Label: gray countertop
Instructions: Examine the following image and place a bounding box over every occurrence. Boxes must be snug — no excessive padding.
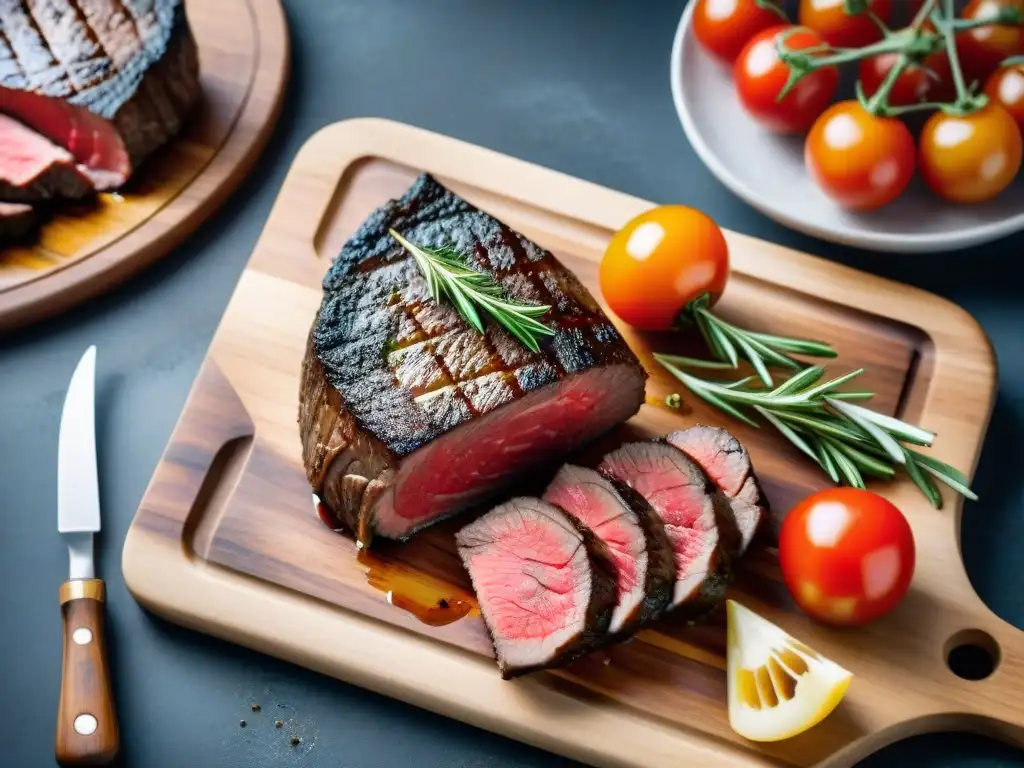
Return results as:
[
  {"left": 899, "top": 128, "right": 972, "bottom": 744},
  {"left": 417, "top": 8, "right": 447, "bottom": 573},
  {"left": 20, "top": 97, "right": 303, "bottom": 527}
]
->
[{"left": 3, "top": 1, "right": 1023, "bottom": 766}]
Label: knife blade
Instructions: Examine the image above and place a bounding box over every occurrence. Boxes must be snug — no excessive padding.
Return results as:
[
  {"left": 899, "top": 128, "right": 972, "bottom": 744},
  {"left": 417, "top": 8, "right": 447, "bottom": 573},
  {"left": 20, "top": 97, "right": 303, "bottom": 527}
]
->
[{"left": 54, "top": 345, "right": 119, "bottom": 767}]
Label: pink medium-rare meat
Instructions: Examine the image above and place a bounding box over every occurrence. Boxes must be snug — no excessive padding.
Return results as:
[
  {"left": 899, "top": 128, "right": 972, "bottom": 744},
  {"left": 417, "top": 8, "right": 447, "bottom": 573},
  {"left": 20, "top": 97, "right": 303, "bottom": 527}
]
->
[
  {"left": 0, "top": 0, "right": 201, "bottom": 190},
  {"left": 299, "top": 173, "right": 647, "bottom": 542},
  {"left": 455, "top": 497, "right": 618, "bottom": 678},
  {"left": 0, "top": 115, "right": 94, "bottom": 201},
  {"left": 543, "top": 464, "right": 674, "bottom": 637},
  {"left": 598, "top": 441, "right": 740, "bottom": 618},
  {"left": 666, "top": 425, "right": 769, "bottom": 554}
]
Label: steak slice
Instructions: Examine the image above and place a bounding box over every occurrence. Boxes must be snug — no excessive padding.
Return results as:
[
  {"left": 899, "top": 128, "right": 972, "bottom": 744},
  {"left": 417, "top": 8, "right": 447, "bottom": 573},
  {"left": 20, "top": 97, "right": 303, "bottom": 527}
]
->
[
  {"left": 300, "top": 173, "right": 647, "bottom": 541},
  {"left": 543, "top": 464, "right": 674, "bottom": 637},
  {"left": 0, "top": 0, "right": 201, "bottom": 189},
  {"left": 0, "top": 114, "right": 94, "bottom": 201},
  {"left": 455, "top": 497, "right": 618, "bottom": 678},
  {"left": 666, "top": 426, "right": 769, "bottom": 554},
  {"left": 0, "top": 201, "right": 35, "bottom": 240},
  {"left": 598, "top": 442, "right": 740, "bottom": 618}
]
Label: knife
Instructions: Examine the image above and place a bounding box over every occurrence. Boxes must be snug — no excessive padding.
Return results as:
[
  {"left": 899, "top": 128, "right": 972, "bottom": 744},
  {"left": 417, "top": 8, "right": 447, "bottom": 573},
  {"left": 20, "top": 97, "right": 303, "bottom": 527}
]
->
[{"left": 55, "top": 345, "right": 119, "bottom": 767}]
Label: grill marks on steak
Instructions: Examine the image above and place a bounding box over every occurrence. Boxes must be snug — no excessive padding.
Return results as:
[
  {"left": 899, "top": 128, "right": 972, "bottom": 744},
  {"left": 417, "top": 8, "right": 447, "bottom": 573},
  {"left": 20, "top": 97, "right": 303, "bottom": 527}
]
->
[
  {"left": 543, "top": 465, "right": 674, "bottom": 637},
  {"left": 300, "top": 173, "right": 647, "bottom": 541},
  {"left": 0, "top": 114, "right": 94, "bottom": 200},
  {"left": 599, "top": 442, "right": 740, "bottom": 617},
  {"left": 0, "top": 0, "right": 200, "bottom": 187},
  {"left": 666, "top": 425, "right": 769, "bottom": 554},
  {"left": 455, "top": 497, "right": 618, "bottom": 678}
]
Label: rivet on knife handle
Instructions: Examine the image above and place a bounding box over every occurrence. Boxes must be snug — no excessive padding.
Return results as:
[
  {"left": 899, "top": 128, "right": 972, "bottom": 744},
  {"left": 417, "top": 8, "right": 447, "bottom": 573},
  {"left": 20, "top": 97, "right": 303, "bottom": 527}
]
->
[{"left": 55, "top": 578, "right": 119, "bottom": 767}]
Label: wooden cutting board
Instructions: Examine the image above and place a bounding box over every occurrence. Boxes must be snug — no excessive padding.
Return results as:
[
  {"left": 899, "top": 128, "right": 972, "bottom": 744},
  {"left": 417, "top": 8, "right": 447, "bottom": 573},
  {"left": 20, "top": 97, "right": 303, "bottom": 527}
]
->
[
  {"left": 0, "top": 0, "right": 289, "bottom": 333},
  {"left": 123, "top": 118, "right": 1019, "bottom": 768}
]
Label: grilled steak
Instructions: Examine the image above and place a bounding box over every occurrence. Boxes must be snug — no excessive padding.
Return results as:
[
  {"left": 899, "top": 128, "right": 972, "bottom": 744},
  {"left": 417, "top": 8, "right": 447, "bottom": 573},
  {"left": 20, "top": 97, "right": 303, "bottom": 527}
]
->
[
  {"left": 599, "top": 441, "right": 740, "bottom": 618},
  {"left": 300, "top": 173, "right": 647, "bottom": 541},
  {"left": 667, "top": 426, "right": 768, "bottom": 554},
  {"left": 0, "top": 201, "right": 35, "bottom": 240},
  {"left": 455, "top": 497, "right": 618, "bottom": 678},
  {"left": 543, "top": 464, "right": 674, "bottom": 637},
  {"left": 0, "top": 114, "right": 94, "bottom": 201},
  {"left": 0, "top": 0, "right": 201, "bottom": 189}
]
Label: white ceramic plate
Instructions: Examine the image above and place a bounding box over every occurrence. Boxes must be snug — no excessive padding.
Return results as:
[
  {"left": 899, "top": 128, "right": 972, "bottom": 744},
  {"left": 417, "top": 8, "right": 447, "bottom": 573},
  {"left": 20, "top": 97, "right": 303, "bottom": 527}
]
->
[{"left": 669, "top": 1, "right": 1024, "bottom": 253}]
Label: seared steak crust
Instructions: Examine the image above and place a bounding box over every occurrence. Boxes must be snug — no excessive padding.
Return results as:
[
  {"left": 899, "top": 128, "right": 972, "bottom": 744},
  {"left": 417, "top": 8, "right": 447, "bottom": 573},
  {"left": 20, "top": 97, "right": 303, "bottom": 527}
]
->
[
  {"left": 301, "top": 173, "right": 646, "bottom": 540},
  {"left": 0, "top": 201, "right": 35, "bottom": 240}
]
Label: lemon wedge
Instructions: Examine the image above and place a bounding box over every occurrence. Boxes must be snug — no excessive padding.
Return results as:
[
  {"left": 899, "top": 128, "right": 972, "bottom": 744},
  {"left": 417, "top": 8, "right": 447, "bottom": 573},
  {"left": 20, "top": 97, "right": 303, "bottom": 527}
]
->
[{"left": 727, "top": 599, "right": 852, "bottom": 742}]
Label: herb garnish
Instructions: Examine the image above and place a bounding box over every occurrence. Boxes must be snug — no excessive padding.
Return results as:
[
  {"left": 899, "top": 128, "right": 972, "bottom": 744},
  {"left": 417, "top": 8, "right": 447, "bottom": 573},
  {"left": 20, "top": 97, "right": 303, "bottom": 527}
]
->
[
  {"left": 655, "top": 354, "right": 976, "bottom": 508},
  {"left": 390, "top": 228, "right": 555, "bottom": 353}
]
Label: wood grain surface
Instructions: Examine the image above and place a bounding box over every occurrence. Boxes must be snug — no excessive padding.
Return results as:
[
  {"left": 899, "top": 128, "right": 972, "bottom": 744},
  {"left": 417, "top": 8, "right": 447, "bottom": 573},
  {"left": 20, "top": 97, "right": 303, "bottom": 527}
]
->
[
  {"left": 123, "top": 118, "right": 1016, "bottom": 768},
  {"left": 56, "top": 580, "right": 118, "bottom": 767},
  {"left": 0, "top": 0, "right": 289, "bottom": 333}
]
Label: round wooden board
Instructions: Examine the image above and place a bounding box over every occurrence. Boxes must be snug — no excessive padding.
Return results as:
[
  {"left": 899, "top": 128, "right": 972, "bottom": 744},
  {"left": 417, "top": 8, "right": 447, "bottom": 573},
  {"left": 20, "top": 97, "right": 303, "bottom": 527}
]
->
[{"left": 0, "top": 0, "right": 290, "bottom": 333}]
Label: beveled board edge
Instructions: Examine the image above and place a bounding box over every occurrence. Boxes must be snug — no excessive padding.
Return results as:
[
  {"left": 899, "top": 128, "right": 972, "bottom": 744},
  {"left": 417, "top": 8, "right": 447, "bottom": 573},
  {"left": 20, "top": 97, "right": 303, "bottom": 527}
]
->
[
  {"left": 124, "top": 118, "right": 1013, "bottom": 768},
  {"left": 0, "top": 0, "right": 291, "bottom": 333}
]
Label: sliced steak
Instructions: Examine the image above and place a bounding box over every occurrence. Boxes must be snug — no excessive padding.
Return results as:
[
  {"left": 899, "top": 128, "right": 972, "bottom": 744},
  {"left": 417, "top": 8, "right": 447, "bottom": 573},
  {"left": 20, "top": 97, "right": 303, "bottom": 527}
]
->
[
  {"left": 598, "top": 442, "right": 739, "bottom": 618},
  {"left": 667, "top": 425, "right": 769, "bottom": 554},
  {"left": 455, "top": 497, "right": 618, "bottom": 678},
  {"left": 543, "top": 464, "right": 674, "bottom": 637},
  {"left": 0, "top": 201, "right": 35, "bottom": 240},
  {"left": 300, "top": 173, "right": 647, "bottom": 541},
  {"left": 0, "top": 114, "right": 94, "bottom": 201},
  {"left": 0, "top": 0, "right": 201, "bottom": 189}
]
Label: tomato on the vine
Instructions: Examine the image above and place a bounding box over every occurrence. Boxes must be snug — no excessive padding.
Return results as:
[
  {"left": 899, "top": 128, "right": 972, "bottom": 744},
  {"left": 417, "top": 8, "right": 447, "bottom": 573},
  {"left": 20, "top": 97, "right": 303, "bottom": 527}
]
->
[
  {"left": 779, "top": 488, "right": 915, "bottom": 627},
  {"left": 919, "top": 102, "right": 1023, "bottom": 204},
  {"left": 599, "top": 205, "right": 729, "bottom": 331},
  {"left": 735, "top": 25, "right": 840, "bottom": 133},
  {"left": 956, "top": 0, "right": 1024, "bottom": 86},
  {"left": 985, "top": 62, "right": 1024, "bottom": 131},
  {"left": 693, "top": 0, "right": 787, "bottom": 64},
  {"left": 798, "top": 0, "right": 893, "bottom": 48},
  {"left": 805, "top": 100, "right": 916, "bottom": 210},
  {"left": 858, "top": 52, "right": 935, "bottom": 106}
]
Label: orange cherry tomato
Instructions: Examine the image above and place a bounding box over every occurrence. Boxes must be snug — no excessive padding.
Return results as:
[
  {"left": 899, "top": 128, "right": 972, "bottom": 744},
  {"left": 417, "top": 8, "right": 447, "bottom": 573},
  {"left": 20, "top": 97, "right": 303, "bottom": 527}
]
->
[
  {"left": 956, "top": 0, "right": 1024, "bottom": 86},
  {"left": 798, "top": 0, "right": 893, "bottom": 48},
  {"left": 805, "top": 100, "right": 916, "bottom": 210},
  {"left": 693, "top": 0, "right": 788, "bottom": 64},
  {"left": 599, "top": 205, "right": 729, "bottom": 331},
  {"left": 858, "top": 52, "right": 935, "bottom": 106},
  {"left": 779, "top": 488, "right": 915, "bottom": 627},
  {"left": 735, "top": 25, "right": 840, "bottom": 133},
  {"left": 919, "top": 102, "right": 1023, "bottom": 204},
  {"left": 985, "top": 62, "right": 1024, "bottom": 131}
]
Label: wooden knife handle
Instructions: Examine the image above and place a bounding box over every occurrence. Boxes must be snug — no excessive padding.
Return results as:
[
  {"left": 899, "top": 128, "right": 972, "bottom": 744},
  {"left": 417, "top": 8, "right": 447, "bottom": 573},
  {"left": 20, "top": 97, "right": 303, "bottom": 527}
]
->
[{"left": 56, "top": 579, "right": 119, "bottom": 767}]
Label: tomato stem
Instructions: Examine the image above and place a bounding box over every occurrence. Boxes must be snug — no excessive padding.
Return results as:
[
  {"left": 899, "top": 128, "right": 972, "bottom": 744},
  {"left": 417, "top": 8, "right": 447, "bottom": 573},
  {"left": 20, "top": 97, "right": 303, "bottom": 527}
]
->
[
  {"left": 951, "top": 7, "right": 1023, "bottom": 31},
  {"left": 1001, "top": 54, "right": 1024, "bottom": 66},
  {"left": 752, "top": 0, "right": 788, "bottom": 22},
  {"left": 932, "top": 1, "right": 989, "bottom": 115}
]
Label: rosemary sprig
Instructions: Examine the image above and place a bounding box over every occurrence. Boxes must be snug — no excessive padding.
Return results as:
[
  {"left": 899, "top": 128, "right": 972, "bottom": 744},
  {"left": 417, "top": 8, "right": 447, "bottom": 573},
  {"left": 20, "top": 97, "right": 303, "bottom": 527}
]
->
[
  {"left": 685, "top": 294, "right": 837, "bottom": 388},
  {"left": 654, "top": 353, "right": 976, "bottom": 508},
  {"left": 390, "top": 228, "right": 555, "bottom": 353}
]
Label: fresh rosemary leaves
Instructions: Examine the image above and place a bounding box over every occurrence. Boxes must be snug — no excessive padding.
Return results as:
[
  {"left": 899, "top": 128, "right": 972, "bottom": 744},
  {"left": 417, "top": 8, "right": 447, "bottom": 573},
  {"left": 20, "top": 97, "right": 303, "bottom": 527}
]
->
[
  {"left": 389, "top": 228, "right": 554, "bottom": 353},
  {"left": 655, "top": 353, "right": 976, "bottom": 508}
]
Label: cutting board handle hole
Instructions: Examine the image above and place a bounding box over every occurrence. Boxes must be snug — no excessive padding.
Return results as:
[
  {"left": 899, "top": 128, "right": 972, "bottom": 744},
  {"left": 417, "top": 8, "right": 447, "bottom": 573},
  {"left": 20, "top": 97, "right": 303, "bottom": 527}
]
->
[{"left": 945, "top": 629, "right": 1000, "bottom": 681}]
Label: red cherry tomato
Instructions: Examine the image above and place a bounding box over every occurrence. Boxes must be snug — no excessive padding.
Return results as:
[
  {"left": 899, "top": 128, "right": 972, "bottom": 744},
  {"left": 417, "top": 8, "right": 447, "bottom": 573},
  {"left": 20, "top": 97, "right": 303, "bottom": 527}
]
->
[
  {"left": 779, "top": 488, "right": 915, "bottom": 627},
  {"left": 858, "top": 52, "right": 935, "bottom": 106},
  {"left": 985, "top": 62, "right": 1024, "bottom": 131},
  {"left": 956, "top": 0, "right": 1024, "bottom": 86},
  {"left": 805, "top": 100, "right": 916, "bottom": 210},
  {"left": 599, "top": 205, "right": 729, "bottom": 331},
  {"left": 693, "top": 0, "right": 788, "bottom": 64},
  {"left": 734, "top": 25, "right": 840, "bottom": 133},
  {"left": 799, "top": 0, "right": 893, "bottom": 48},
  {"left": 919, "top": 102, "right": 1023, "bottom": 204}
]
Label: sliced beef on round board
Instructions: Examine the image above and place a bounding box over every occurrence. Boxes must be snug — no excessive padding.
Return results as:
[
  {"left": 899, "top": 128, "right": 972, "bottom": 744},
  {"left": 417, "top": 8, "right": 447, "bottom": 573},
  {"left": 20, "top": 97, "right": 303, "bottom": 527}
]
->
[
  {"left": 0, "top": 202, "right": 36, "bottom": 241},
  {"left": 455, "top": 497, "right": 618, "bottom": 679},
  {"left": 598, "top": 442, "right": 741, "bottom": 618},
  {"left": 542, "top": 464, "right": 674, "bottom": 637},
  {"left": 0, "top": 0, "right": 201, "bottom": 189},
  {"left": 0, "top": 115, "right": 95, "bottom": 201},
  {"left": 299, "top": 173, "right": 647, "bottom": 542},
  {"left": 666, "top": 425, "right": 769, "bottom": 554}
]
